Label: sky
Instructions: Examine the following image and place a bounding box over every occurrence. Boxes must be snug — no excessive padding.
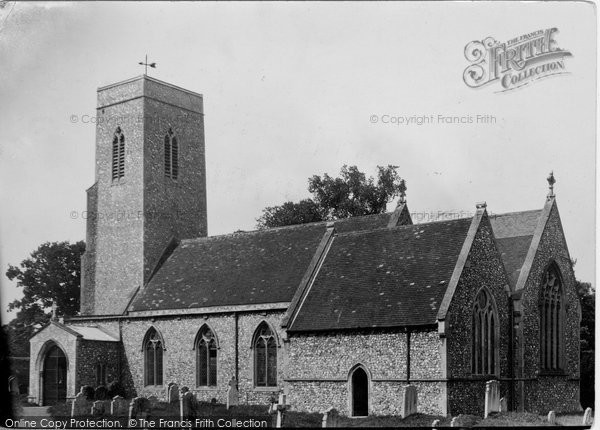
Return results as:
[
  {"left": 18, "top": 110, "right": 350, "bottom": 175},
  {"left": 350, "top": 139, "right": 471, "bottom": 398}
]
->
[{"left": 0, "top": 1, "right": 596, "bottom": 324}]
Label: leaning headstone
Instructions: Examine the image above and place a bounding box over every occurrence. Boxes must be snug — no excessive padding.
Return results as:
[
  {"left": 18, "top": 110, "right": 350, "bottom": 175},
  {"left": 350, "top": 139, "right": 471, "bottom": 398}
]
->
[
  {"left": 321, "top": 407, "right": 339, "bottom": 428},
  {"left": 168, "top": 383, "right": 180, "bottom": 404},
  {"left": 71, "top": 391, "right": 92, "bottom": 417},
  {"left": 583, "top": 407, "right": 593, "bottom": 426},
  {"left": 95, "top": 385, "right": 108, "bottom": 401},
  {"left": 227, "top": 376, "right": 239, "bottom": 410},
  {"left": 547, "top": 410, "right": 556, "bottom": 425},
  {"left": 484, "top": 380, "right": 500, "bottom": 418},
  {"left": 401, "top": 385, "right": 417, "bottom": 418},
  {"left": 180, "top": 390, "right": 196, "bottom": 419},
  {"left": 431, "top": 419, "right": 440, "bottom": 429},
  {"left": 499, "top": 397, "right": 507, "bottom": 413},
  {"left": 91, "top": 400, "right": 106, "bottom": 416},
  {"left": 450, "top": 417, "right": 458, "bottom": 427},
  {"left": 111, "top": 395, "right": 128, "bottom": 416}
]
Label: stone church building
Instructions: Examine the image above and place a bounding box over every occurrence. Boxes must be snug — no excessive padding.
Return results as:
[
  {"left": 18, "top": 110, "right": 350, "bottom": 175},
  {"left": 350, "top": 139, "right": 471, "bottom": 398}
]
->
[{"left": 29, "top": 75, "right": 581, "bottom": 417}]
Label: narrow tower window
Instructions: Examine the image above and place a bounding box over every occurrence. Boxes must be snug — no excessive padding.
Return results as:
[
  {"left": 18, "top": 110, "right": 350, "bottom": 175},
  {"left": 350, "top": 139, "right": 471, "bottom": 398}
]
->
[
  {"left": 164, "top": 128, "right": 179, "bottom": 180},
  {"left": 540, "top": 262, "right": 564, "bottom": 371},
  {"left": 111, "top": 127, "right": 125, "bottom": 181}
]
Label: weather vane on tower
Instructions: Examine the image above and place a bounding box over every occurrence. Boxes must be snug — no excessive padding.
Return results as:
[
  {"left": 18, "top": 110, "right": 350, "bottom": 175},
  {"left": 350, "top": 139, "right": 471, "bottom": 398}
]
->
[{"left": 138, "top": 54, "right": 157, "bottom": 75}]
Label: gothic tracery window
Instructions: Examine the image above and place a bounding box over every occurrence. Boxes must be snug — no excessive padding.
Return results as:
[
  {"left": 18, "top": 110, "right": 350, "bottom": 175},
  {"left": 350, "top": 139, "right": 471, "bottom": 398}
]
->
[
  {"left": 111, "top": 127, "right": 125, "bottom": 181},
  {"left": 164, "top": 128, "right": 179, "bottom": 180},
  {"left": 254, "top": 322, "right": 277, "bottom": 387},
  {"left": 144, "top": 327, "right": 164, "bottom": 386},
  {"left": 472, "top": 288, "right": 498, "bottom": 375},
  {"left": 540, "top": 263, "right": 564, "bottom": 371},
  {"left": 195, "top": 325, "right": 217, "bottom": 387}
]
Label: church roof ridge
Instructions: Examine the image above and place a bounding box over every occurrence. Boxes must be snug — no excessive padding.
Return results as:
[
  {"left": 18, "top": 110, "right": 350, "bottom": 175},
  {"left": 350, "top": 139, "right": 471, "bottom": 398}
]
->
[{"left": 180, "top": 212, "right": 395, "bottom": 244}]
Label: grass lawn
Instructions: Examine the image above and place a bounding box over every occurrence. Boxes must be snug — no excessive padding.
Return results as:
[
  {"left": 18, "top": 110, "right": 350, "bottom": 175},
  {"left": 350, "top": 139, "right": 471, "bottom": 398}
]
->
[{"left": 48, "top": 400, "right": 591, "bottom": 428}]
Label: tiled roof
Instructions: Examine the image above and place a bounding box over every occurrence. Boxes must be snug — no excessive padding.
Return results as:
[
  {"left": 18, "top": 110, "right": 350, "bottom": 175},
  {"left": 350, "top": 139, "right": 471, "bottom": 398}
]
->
[
  {"left": 489, "top": 210, "right": 542, "bottom": 288},
  {"left": 287, "top": 218, "right": 472, "bottom": 331},
  {"left": 495, "top": 235, "right": 534, "bottom": 288},
  {"left": 68, "top": 326, "right": 119, "bottom": 342},
  {"left": 489, "top": 210, "right": 541, "bottom": 239},
  {"left": 129, "top": 223, "right": 327, "bottom": 311},
  {"left": 129, "top": 213, "right": 398, "bottom": 312}
]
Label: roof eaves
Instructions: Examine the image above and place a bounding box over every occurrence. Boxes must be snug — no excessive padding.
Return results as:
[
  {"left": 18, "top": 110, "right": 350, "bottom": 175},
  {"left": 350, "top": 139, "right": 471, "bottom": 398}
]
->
[
  {"left": 283, "top": 224, "right": 336, "bottom": 329},
  {"left": 436, "top": 204, "right": 487, "bottom": 326},
  {"left": 514, "top": 197, "right": 556, "bottom": 291}
]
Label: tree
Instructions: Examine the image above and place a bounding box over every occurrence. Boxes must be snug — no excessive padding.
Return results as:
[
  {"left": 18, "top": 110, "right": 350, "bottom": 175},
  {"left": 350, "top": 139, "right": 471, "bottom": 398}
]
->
[
  {"left": 257, "top": 165, "right": 405, "bottom": 229},
  {"left": 257, "top": 199, "right": 324, "bottom": 229},
  {"left": 4, "top": 241, "right": 85, "bottom": 357}
]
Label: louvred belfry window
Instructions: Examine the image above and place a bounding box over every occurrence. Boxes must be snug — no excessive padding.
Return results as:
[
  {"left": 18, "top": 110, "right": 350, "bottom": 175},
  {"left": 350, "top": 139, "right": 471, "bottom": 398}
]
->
[
  {"left": 144, "top": 328, "right": 164, "bottom": 386},
  {"left": 196, "top": 325, "right": 217, "bottom": 387},
  {"left": 472, "top": 288, "right": 498, "bottom": 375},
  {"left": 164, "top": 128, "right": 179, "bottom": 180},
  {"left": 540, "top": 263, "right": 564, "bottom": 371},
  {"left": 254, "top": 323, "right": 277, "bottom": 387},
  {"left": 112, "top": 127, "right": 125, "bottom": 181}
]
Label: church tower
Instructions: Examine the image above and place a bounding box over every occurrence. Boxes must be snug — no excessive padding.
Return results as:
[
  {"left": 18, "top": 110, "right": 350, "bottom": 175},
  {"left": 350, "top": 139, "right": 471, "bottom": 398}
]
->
[{"left": 80, "top": 75, "right": 207, "bottom": 315}]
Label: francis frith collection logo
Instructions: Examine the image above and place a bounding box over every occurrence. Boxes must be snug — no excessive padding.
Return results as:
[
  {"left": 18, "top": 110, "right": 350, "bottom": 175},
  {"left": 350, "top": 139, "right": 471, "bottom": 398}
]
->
[{"left": 463, "top": 28, "right": 572, "bottom": 92}]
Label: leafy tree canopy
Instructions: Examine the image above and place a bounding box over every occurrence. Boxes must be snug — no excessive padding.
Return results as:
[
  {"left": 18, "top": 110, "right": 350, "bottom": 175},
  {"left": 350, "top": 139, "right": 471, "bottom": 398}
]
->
[
  {"left": 257, "top": 165, "right": 404, "bottom": 229},
  {"left": 4, "top": 241, "right": 85, "bottom": 356}
]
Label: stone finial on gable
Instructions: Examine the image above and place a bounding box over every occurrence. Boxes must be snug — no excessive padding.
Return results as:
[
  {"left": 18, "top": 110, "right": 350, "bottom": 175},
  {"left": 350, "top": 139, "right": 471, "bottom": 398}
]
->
[{"left": 547, "top": 171, "right": 556, "bottom": 199}]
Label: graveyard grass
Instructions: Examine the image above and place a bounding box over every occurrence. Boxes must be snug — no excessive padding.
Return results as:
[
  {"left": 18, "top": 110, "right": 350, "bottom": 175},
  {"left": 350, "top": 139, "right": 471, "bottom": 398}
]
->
[{"left": 48, "top": 401, "right": 589, "bottom": 427}]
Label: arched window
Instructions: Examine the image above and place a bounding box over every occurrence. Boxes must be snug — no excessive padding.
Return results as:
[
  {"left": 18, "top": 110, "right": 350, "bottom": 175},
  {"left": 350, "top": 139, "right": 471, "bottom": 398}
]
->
[
  {"left": 253, "top": 322, "right": 277, "bottom": 387},
  {"left": 112, "top": 127, "right": 125, "bottom": 181},
  {"left": 143, "top": 327, "right": 164, "bottom": 386},
  {"left": 164, "top": 128, "right": 179, "bottom": 180},
  {"left": 195, "top": 325, "right": 217, "bottom": 387},
  {"left": 472, "top": 288, "right": 498, "bottom": 375},
  {"left": 540, "top": 263, "right": 564, "bottom": 371}
]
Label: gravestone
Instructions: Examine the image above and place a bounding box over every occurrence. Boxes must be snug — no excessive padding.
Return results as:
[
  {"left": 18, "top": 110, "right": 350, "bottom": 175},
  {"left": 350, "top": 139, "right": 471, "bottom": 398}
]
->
[
  {"left": 431, "top": 419, "right": 440, "bottom": 429},
  {"left": 148, "top": 396, "right": 160, "bottom": 409},
  {"left": 129, "top": 397, "right": 150, "bottom": 421},
  {"left": 227, "top": 376, "right": 239, "bottom": 410},
  {"left": 321, "top": 407, "right": 339, "bottom": 428},
  {"left": 484, "top": 380, "right": 500, "bottom": 418},
  {"left": 547, "top": 410, "right": 556, "bottom": 425},
  {"left": 168, "top": 383, "right": 180, "bottom": 403},
  {"left": 71, "top": 391, "right": 92, "bottom": 417},
  {"left": 95, "top": 385, "right": 108, "bottom": 401},
  {"left": 91, "top": 400, "right": 106, "bottom": 416},
  {"left": 499, "top": 397, "right": 507, "bottom": 413},
  {"left": 180, "top": 390, "right": 196, "bottom": 419},
  {"left": 268, "top": 392, "right": 290, "bottom": 428},
  {"left": 81, "top": 385, "right": 95, "bottom": 400},
  {"left": 583, "top": 407, "right": 593, "bottom": 426},
  {"left": 401, "top": 385, "right": 417, "bottom": 418},
  {"left": 111, "top": 395, "right": 128, "bottom": 416}
]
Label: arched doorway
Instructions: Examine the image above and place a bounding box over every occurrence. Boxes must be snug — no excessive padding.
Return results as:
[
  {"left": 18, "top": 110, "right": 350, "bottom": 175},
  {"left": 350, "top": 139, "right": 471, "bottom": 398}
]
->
[
  {"left": 42, "top": 345, "right": 67, "bottom": 405},
  {"left": 351, "top": 367, "right": 369, "bottom": 416}
]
